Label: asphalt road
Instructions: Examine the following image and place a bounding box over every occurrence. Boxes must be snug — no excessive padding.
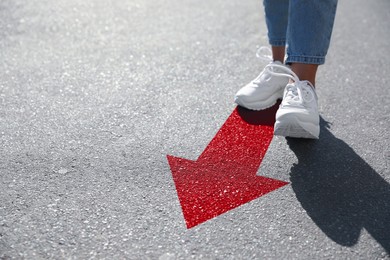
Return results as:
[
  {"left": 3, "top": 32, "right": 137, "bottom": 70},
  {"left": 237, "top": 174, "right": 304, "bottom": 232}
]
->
[{"left": 1, "top": 0, "right": 389, "bottom": 259}]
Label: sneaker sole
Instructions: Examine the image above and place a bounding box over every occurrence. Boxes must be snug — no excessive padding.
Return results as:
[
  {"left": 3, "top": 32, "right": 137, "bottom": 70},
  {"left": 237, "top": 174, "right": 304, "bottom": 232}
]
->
[
  {"left": 234, "top": 92, "right": 282, "bottom": 111},
  {"left": 274, "top": 117, "right": 319, "bottom": 139}
]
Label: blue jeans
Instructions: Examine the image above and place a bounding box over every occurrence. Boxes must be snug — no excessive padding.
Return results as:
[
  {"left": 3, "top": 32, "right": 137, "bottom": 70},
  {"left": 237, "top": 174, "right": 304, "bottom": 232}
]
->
[{"left": 264, "top": 0, "right": 338, "bottom": 65}]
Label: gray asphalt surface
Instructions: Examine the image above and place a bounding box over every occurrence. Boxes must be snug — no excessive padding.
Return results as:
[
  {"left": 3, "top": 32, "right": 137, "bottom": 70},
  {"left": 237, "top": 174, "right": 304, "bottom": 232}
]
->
[{"left": 1, "top": 0, "right": 389, "bottom": 259}]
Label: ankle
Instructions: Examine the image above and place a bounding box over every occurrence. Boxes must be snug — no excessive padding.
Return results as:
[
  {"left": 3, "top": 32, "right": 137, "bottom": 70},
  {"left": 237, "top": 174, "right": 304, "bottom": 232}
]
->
[
  {"left": 271, "top": 46, "right": 285, "bottom": 63},
  {"left": 290, "top": 63, "right": 318, "bottom": 86}
]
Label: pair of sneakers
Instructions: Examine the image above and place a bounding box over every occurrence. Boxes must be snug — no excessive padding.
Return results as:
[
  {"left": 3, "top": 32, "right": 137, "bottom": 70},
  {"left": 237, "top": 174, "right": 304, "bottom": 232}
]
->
[{"left": 234, "top": 48, "right": 320, "bottom": 139}]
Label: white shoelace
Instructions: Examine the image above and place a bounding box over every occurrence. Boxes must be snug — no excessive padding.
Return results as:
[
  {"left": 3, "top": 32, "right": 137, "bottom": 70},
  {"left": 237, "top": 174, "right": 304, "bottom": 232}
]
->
[
  {"left": 252, "top": 46, "right": 278, "bottom": 85},
  {"left": 256, "top": 46, "right": 273, "bottom": 62},
  {"left": 283, "top": 82, "right": 315, "bottom": 104},
  {"left": 265, "top": 63, "right": 316, "bottom": 105}
]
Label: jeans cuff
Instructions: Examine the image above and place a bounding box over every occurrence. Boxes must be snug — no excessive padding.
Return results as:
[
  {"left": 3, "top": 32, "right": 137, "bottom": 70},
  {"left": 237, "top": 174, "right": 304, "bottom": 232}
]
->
[
  {"left": 285, "top": 55, "right": 325, "bottom": 65},
  {"left": 268, "top": 39, "right": 286, "bottom": 47}
]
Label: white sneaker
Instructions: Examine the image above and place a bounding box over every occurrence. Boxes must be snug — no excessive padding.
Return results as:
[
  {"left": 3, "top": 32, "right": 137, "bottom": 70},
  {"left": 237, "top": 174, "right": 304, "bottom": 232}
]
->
[
  {"left": 274, "top": 80, "right": 320, "bottom": 139},
  {"left": 234, "top": 47, "right": 289, "bottom": 110},
  {"left": 266, "top": 64, "right": 319, "bottom": 139}
]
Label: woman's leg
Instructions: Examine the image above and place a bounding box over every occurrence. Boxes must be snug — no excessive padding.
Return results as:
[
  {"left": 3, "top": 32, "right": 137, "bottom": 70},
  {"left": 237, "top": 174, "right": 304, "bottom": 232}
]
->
[
  {"left": 286, "top": 0, "right": 338, "bottom": 86},
  {"left": 234, "top": 0, "right": 290, "bottom": 110},
  {"left": 274, "top": 0, "right": 338, "bottom": 139},
  {"left": 263, "top": 0, "right": 289, "bottom": 62}
]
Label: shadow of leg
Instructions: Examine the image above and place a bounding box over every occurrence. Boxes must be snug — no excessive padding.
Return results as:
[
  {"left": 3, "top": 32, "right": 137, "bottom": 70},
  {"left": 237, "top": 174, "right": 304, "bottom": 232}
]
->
[{"left": 287, "top": 117, "right": 390, "bottom": 253}]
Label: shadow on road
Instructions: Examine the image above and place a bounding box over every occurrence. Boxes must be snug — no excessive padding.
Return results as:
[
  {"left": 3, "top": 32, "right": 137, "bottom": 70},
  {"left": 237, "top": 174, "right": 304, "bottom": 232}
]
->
[
  {"left": 236, "top": 100, "right": 281, "bottom": 126},
  {"left": 287, "top": 118, "right": 390, "bottom": 253},
  {"left": 237, "top": 105, "right": 389, "bottom": 253}
]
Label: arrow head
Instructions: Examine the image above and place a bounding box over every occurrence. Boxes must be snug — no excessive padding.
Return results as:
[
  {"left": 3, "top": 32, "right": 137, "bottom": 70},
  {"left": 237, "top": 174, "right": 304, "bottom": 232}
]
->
[{"left": 167, "top": 155, "right": 288, "bottom": 229}]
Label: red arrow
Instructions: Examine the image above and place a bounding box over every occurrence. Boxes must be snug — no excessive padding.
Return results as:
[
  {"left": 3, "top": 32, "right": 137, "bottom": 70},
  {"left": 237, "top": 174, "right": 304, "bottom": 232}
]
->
[{"left": 167, "top": 103, "right": 288, "bottom": 228}]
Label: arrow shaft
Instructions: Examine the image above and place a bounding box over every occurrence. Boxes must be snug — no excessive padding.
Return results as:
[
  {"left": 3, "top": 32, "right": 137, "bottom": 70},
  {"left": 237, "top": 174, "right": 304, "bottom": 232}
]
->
[{"left": 198, "top": 108, "right": 274, "bottom": 170}]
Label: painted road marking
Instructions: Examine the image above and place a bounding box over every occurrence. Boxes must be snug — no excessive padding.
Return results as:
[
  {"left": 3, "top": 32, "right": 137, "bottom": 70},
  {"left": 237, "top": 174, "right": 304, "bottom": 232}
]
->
[{"left": 167, "top": 103, "right": 288, "bottom": 228}]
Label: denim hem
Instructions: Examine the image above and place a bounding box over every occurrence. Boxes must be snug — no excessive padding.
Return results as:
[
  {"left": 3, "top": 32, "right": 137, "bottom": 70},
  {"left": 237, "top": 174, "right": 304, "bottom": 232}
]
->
[
  {"left": 268, "top": 39, "right": 286, "bottom": 47},
  {"left": 285, "top": 55, "right": 325, "bottom": 65}
]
